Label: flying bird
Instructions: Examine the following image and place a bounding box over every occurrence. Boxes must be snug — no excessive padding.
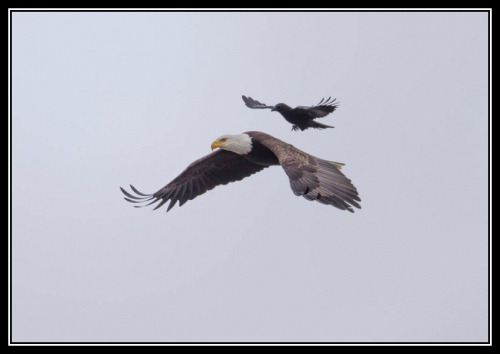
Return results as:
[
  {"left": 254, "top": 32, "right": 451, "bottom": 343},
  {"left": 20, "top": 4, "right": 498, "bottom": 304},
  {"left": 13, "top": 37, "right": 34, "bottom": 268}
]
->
[
  {"left": 242, "top": 95, "right": 339, "bottom": 131},
  {"left": 121, "top": 131, "right": 361, "bottom": 213}
]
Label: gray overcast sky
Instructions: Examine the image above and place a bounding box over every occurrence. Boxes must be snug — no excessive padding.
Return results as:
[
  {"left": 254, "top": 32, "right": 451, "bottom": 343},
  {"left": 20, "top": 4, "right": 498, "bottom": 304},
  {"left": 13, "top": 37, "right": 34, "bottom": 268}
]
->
[{"left": 11, "top": 11, "right": 489, "bottom": 343}]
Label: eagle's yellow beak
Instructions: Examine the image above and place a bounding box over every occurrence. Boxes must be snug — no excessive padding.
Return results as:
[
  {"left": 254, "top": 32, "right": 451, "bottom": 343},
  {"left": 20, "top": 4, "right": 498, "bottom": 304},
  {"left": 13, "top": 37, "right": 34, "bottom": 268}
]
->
[{"left": 211, "top": 140, "right": 225, "bottom": 151}]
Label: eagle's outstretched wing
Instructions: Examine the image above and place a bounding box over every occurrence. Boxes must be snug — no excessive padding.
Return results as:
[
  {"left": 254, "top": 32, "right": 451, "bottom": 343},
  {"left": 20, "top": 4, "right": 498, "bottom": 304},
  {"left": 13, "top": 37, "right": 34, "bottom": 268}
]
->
[
  {"left": 251, "top": 131, "right": 360, "bottom": 212},
  {"left": 242, "top": 95, "right": 274, "bottom": 109},
  {"left": 283, "top": 156, "right": 361, "bottom": 212},
  {"left": 120, "top": 150, "right": 267, "bottom": 212}
]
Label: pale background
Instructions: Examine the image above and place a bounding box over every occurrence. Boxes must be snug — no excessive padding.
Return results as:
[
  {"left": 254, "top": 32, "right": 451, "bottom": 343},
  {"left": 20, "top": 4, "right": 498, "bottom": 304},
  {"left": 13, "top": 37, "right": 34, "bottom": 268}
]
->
[{"left": 11, "top": 11, "right": 489, "bottom": 342}]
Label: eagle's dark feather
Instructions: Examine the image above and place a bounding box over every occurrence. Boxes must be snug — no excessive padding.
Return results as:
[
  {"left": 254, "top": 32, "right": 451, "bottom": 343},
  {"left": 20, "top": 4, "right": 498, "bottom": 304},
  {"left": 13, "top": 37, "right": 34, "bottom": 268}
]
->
[
  {"left": 248, "top": 131, "right": 360, "bottom": 212},
  {"left": 121, "top": 150, "right": 267, "bottom": 212}
]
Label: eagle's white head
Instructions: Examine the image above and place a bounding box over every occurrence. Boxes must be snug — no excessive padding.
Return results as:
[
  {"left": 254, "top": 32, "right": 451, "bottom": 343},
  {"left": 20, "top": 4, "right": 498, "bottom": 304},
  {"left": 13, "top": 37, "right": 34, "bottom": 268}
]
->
[{"left": 211, "top": 133, "right": 253, "bottom": 155}]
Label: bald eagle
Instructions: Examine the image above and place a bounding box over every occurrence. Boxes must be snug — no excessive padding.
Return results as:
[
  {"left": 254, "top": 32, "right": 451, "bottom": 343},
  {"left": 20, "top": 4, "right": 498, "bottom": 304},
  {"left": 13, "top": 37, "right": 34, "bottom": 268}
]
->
[
  {"left": 120, "top": 131, "right": 361, "bottom": 213},
  {"left": 242, "top": 95, "right": 339, "bottom": 131}
]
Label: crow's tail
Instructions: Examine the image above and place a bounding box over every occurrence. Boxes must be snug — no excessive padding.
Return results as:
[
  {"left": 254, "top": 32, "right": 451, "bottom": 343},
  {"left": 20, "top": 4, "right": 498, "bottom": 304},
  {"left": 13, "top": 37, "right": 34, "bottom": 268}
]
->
[{"left": 310, "top": 121, "right": 334, "bottom": 129}]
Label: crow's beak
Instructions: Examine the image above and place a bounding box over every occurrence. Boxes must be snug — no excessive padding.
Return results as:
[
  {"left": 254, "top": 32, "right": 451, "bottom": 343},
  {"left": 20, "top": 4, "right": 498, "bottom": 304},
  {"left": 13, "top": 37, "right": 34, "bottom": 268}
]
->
[{"left": 271, "top": 107, "right": 276, "bottom": 111}]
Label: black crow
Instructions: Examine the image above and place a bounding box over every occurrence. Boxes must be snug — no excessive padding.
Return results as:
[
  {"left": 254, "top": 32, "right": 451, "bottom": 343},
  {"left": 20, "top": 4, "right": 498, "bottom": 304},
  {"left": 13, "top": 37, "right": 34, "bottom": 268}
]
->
[{"left": 242, "top": 95, "right": 339, "bottom": 131}]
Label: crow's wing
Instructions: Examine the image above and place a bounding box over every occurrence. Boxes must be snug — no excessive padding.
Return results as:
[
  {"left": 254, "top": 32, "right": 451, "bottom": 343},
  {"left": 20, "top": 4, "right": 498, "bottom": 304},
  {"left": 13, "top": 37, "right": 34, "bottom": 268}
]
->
[
  {"left": 295, "top": 97, "right": 339, "bottom": 119},
  {"left": 242, "top": 95, "right": 274, "bottom": 109}
]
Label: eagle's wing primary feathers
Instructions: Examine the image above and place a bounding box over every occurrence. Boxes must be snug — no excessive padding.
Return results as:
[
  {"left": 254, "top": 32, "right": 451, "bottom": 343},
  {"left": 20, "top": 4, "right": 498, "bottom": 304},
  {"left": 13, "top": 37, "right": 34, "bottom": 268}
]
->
[
  {"left": 284, "top": 156, "right": 361, "bottom": 212},
  {"left": 242, "top": 95, "right": 274, "bottom": 109},
  {"left": 120, "top": 150, "right": 267, "bottom": 212},
  {"left": 256, "top": 136, "right": 361, "bottom": 212}
]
